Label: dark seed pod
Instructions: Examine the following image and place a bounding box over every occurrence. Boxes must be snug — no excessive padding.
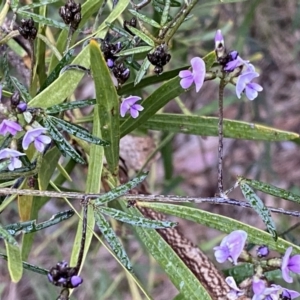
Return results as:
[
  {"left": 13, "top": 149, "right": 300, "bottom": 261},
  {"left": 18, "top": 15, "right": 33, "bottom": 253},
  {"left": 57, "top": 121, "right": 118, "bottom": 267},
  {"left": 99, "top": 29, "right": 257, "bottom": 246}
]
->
[
  {"left": 59, "top": 0, "right": 81, "bottom": 30},
  {"left": 147, "top": 44, "right": 171, "bottom": 75},
  {"left": 10, "top": 91, "right": 20, "bottom": 108},
  {"left": 18, "top": 18, "right": 37, "bottom": 40},
  {"left": 112, "top": 63, "right": 130, "bottom": 85},
  {"left": 123, "top": 17, "right": 137, "bottom": 35}
]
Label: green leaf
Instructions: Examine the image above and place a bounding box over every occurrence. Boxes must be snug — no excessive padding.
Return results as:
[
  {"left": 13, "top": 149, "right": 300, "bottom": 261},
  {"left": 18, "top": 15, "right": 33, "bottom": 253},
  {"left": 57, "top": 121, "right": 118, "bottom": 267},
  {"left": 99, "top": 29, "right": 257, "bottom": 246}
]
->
[
  {"left": 239, "top": 177, "right": 300, "bottom": 204},
  {"left": 116, "top": 45, "right": 153, "bottom": 57},
  {"left": 160, "top": 0, "right": 171, "bottom": 26},
  {"left": 138, "top": 202, "right": 298, "bottom": 254},
  {"left": 93, "top": 173, "right": 148, "bottom": 206},
  {"left": 18, "top": 0, "right": 61, "bottom": 10},
  {"left": 105, "top": 21, "right": 132, "bottom": 38},
  {"left": 128, "top": 9, "right": 161, "bottom": 28},
  {"left": 45, "top": 98, "right": 96, "bottom": 114},
  {"left": 125, "top": 25, "right": 155, "bottom": 47},
  {"left": 96, "top": 206, "right": 177, "bottom": 229},
  {"left": 48, "top": 116, "right": 109, "bottom": 146},
  {"left": 10, "top": 76, "right": 32, "bottom": 102},
  {"left": 89, "top": 39, "right": 120, "bottom": 175},
  {"left": 94, "top": 211, "right": 133, "bottom": 272},
  {"left": 0, "top": 224, "right": 18, "bottom": 244},
  {"left": 132, "top": 210, "right": 212, "bottom": 299},
  {"left": 30, "top": 0, "right": 129, "bottom": 109},
  {"left": 134, "top": 57, "right": 151, "bottom": 86},
  {"left": 239, "top": 181, "right": 277, "bottom": 240},
  {"left": 0, "top": 253, "right": 48, "bottom": 275},
  {"left": 5, "top": 210, "right": 74, "bottom": 235},
  {"left": 140, "top": 114, "right": 300, "bottom": 142},
  {"left": 43, "top": 117, "right": 85, "bottom": 164},
  {"left": 39, "top": 49, "right": 75, "bottom": 93},
  {"left": 4, "top": 240, "right": 23, "bottom": 282},
  {"left": 17, "top": 11, "right": 67, "bottom": 29}
]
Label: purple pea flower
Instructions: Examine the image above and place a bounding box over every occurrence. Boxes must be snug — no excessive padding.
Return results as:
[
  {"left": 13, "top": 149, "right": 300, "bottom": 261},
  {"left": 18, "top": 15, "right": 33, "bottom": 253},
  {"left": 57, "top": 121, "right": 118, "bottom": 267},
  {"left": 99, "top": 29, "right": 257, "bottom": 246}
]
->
[
  {"left": 257, "top": 245, "right": 269, "bottom": 258},
  {"left": 0, "top": 148, "right": 25, "bottom": 171},
  {"left": 22, "top": 127, "right": 51, "bottom": 153},
  {"left": 225, "top": 276, "right": 244, "bottom": 299},
  {"left": 236, "top": 71, "right": 263, "bottom": 100},
  {"left": 179, "top": 57, "right": 206, "bottom": 92},
  {"left": 0, "top": 119, "right": 22, "bottom": 136},
  {"left": 213, "top": 230, "right": 247, "bottom": 265},
  {"left": 120, "top": 96, "right": 144, "bottom": 118},
  {"left": 16, "top": 102, "right": 27, "bottom": 113},
  {"left": 271, "top": 284, "right": 300, "bottom": 299},
  {"left": 281, "top": 246, "right": 300, "bottom": 283}
]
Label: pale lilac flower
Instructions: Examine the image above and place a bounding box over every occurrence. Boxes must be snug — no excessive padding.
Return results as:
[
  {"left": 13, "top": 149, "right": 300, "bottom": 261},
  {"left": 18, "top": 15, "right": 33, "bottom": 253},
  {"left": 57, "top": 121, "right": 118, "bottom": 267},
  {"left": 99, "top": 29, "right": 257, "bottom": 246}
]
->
[
  {"left": 271, "top": 284, "right": 300, "bottom": 299},
  {"left": 0, "top": 119, "right": 22, "bottom": 136},
  {"left": 281, "top": 246, "right": 300, "bottom": 283},
  {"left": 225, "top": 276, "right": 244, "bottom": 299},
  {"left": 236, "top": 71, "right": 263, "bottom": 100},
  {"left": 252, "top": 277, "right": 266, "bottom": 298},
  {"left": 0, "top": 148, "right": 25, "bottom": 171},
  {"left": 179, "top": 57, "right": 206, "bottom": 92},
  {"left": 120, "top": 96, "right": 144, "bottom": 118},
  {"left": 224, "top": 55, "right": 246, "bottom": 72},
  {"left": 22, "top": 127, "right": 51, "bottom": 153},
  {"left": 213, "top": 230, "right": 247, "bottom": 265}
]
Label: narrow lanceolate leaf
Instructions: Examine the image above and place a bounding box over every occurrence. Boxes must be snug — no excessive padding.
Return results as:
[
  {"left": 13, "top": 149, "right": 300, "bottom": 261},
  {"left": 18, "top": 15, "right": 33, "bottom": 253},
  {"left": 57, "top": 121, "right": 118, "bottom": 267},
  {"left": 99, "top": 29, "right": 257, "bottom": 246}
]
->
[
  {"left": 128, "top": 209, "right": 211, "bottom": 300},
  {"left": 128, "top": 9, "right": 161, "bottom": 28},
  {"left": 239, "top": 177, "right": 300, "bottom": 204},
  {"left": 94, "top": 211, "right": 133, "bottom": 272},
  {"left": 137, "top": 202, "right": 300, "bottom": 254},
  {"left": 48, "top": 116, "right": 109, "bottom": 146},
  {"left": 96, "top": 206, "right": 177, "bottom": 229},
  {"left": 43, "top": 118, "right": 85, "bottom": 164},
  {"left": 134, "top": 57, "right": 151, "bottom": 86},
  {"left": 5, "top": 240, "right": 23, "bottom": 282},
  {"left": 0, "top": 253, "right": 48, "bottom": 275},
  {"left": 160, "top": 0, "right": 171, "bottom": 26},
  {"left": 10, "top": 76, "right": 32, "bottom": 102},
  {"left": 46, "top": 99, "right": 96, "bottom": 114},
  {"left": 93, "top": 173, "right": 148, "bottom": 206},
  {"left": 126, "top": 25, "right": 155, "bottom": 47},
  {"left": 141, "top": 114, "right": 300, "bottom": 143},
  {"left": 89, "top": 39, "right": 120, "bottom": 176},
  {"left": 5, "top": 210, "right": 75, "bottom": 236},
  {"left": 18, "top": 0, "right": 60, "bottom": 10},
  {"left": 116, "top": 46, "right": 153, "bottom": 57},
  {"left": 17, "top": 11, "right": 67, "bottom": 29},
  {"left": 239, "top": 181, "right": 277, "bottom": 240},
  {"left": 39, "top": 49, "right": 74, "bottom": 93}
]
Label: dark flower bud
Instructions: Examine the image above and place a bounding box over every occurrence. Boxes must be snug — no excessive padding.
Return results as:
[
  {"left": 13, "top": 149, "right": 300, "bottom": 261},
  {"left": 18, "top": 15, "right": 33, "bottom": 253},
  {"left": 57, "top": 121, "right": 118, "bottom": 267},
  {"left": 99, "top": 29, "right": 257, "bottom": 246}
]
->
[
  {"left": 47, "top": 260, "right": 83, "bottom": 289},
  {"left": 147, "top": 44, "right": 171, "bottom": 75},
  {"left": 10, "top": 91, "right": 20, "bottom": 107},
  {"left": 123, "top": 17, "right": 137, "bottom": 35},
  {"left": 18, "top": 18, "right": 37, "bottom": 40},
  {"left": 112, "top": 63, "right": 130, "bottom": 85},
  {"left": 59, "top": 0, "right": 81, "bottom": 30},
  {"left": 257, "top": 245, "right": 269, "bottom": 258},
  {"left": 16, "top": 102, "right": 27, "bottom": 113}
]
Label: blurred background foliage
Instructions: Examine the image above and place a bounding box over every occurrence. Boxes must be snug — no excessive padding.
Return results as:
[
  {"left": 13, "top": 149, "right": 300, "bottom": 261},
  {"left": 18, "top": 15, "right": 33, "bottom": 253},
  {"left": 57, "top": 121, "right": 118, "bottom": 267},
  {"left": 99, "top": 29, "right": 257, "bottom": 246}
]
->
[{"left": 0, "top": 0, "right": 300, "bottom": 299}]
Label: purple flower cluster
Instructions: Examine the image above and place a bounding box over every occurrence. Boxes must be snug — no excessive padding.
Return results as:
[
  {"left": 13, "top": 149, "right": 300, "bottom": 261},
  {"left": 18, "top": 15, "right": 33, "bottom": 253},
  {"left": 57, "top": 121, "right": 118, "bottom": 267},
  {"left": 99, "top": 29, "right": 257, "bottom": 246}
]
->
[
  {"left": 120, "top": 96, "right": 144, "bottom": 118},
  {"left": 215, "top": 231, "right": 300, "bottom": 299},
  {"left": 47, "top": 260, "right": 83, "bottom": 289},
  {"left": 0, "top": 86, "right": 51, "bottom": 170},
  {"left": 214, "top": 30, "right": 263, "bottom": 101}
]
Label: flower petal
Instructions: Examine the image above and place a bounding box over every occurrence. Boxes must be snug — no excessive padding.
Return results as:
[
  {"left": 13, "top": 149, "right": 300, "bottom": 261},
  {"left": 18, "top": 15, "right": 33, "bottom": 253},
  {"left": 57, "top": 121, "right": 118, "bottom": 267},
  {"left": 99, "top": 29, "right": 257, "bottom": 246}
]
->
[
  {"left": 179, "top": 70, "right": 192, "bottom": 79},
  {"left": 191, "top": 57, "right": 205, "bottom": 75},
  {"left": 288, "top": 255, "right": 300, "bottom": 273},
  {"left": 180, "top": 77, "right": 194, "bottom": 90},
  {"left": 213, "top": 246, "right": 229, "bottom": 263},
  {"left": 130, "top": 107, "right": 140, "bottom": 119},
  {"left": 282, "top": 247, "right": 293, "bottom": 283}
]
